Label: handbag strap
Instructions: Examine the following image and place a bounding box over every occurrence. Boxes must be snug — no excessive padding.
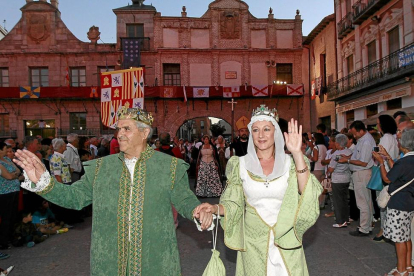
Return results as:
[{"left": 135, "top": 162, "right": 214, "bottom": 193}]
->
[
  {"left": 390, "top": 178, "right": 414, "bottom": 196},
  {"left": 212, "top": 205, "right": 220, "bottom": 250}
]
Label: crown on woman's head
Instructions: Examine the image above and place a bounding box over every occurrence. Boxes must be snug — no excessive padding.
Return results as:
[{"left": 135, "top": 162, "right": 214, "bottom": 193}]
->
[
  {"left": 251, "top": 105, "right": 279, "bottom": 122},
  {"left": 117, "top": 106, "right": 154, "bottom": 126}
]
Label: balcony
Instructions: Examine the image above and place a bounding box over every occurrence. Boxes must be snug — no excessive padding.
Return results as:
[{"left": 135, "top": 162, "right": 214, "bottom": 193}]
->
[
  {"left": 327, "top": 42, "right": 414, "bottom": 101},
  {"left": 58, "top": 128, "right": 115, "bottom": 137},
  {"left": 338, "top": 12, "right": 354, "bottom": 40},
  {"left": 0, "top": 130, "right": 17, "bottom": 138},
  {"left": 352, "top": 0, "right": 391, "bottom": 25}
]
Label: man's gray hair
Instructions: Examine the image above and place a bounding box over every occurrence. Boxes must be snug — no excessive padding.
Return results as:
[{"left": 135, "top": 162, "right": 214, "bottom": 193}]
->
[
  {"left": 67, "top": 133, "right": 79, "bottom": 143},
  {"left": 135, "top": 121, "right": 154, "bottom": 140},
  {"left": 23, "top": 136, "right": 38, "bottom": 147},
  {"left": 335, "top": 134, "right": 348, "bottom": 148},
  {"left": 52, "top": 138, "right": 66, "bottom": 151},
  {"left": 401, "top": 129, "right": 414, "bottom": 152}
]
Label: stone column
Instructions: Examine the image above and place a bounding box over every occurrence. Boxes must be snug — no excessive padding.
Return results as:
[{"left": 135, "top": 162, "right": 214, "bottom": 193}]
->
[{"left": 403, "top": 0, "right": 414, "bottom": 44}]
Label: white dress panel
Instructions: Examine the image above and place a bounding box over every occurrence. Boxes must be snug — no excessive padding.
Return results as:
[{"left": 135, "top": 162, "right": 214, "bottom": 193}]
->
[{"left": 239, "top": 155, "right": 291, "bottom": 276}]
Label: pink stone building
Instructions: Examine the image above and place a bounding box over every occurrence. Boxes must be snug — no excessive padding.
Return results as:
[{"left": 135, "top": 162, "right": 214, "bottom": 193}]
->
[
  {"left": 0, "top": 0, "right": 312, "bottom": 142},
  {"left": 330, "top": 0, "right": 414, "bottom": 129},
  {"left": 303, "top": 14, "right": 337, "bottom": 131}
]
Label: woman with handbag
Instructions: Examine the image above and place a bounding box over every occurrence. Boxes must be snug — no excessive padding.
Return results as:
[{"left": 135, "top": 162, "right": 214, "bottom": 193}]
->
[
  {"left": 196, "top": 105, "right": 322, "bottom": 275},
  {"left": 373, "top": 129, "right": 414, "bottom": 276},
  {"left": 327, "top": 134, "right": 353, "bottom": 228},
  {"left": 373, "top": 115, "right": 399, "bottom": 242}
]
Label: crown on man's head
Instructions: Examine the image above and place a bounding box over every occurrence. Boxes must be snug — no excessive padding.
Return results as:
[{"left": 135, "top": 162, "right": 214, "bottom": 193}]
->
[
  {"left": 252, "top": 104, "right": 279, "bottom": 122},
  {"left": 117, "top": 106, "right": 154, "bottom": 126}
]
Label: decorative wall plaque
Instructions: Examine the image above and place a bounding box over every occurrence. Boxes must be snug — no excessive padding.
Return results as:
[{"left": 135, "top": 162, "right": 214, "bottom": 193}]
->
[{"left": 225, "top": 71, "right": 237, "bottom": 79}]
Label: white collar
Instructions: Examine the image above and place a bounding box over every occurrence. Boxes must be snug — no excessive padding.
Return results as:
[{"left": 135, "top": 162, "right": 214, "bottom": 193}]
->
[{"left": 53, "top": 151, "right": 65, "bottom": 158}]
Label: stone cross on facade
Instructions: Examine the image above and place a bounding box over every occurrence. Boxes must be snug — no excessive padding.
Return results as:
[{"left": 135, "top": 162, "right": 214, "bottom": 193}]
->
[
  {"left": 228, "top": 98, "right": 238, "bottom": 142},
  {"left": 227, "top": 98, "right": 237, "bottom": 111}
]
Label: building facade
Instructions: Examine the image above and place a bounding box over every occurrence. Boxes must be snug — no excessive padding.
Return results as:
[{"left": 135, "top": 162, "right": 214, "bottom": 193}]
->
[
  {"left": 0, "top": 0, "right": 311, "bottom": 142},
  {"left": 330, "top": 0, "right": 414, "bottom": 129},
  {"left": 303, "top": 14, "right": 337, "bottom": 131}
]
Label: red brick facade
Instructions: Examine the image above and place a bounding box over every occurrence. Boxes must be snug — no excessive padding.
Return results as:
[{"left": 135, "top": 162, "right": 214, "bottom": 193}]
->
[{"left": 0, "top": 0, "right": 312, "bottom": 142}]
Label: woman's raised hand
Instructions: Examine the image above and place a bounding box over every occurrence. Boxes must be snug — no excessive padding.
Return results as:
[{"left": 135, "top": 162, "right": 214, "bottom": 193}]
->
[
  {"left": 284, "top": 118, "right": 302, "bottom": 155},
  {"left": 13, "top": 150, "right": 46, "bottom": 183}
]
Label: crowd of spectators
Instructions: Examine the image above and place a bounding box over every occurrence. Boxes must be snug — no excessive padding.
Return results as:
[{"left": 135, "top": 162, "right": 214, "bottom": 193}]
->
[
  {"left": 0, "top": 133, "right": 118, "bottom": 262},
  {"left": 0, "top": 111, "right": 413, "bottom": 274},
  {"left": 301, "top": 111, "right": 414, "bottom": 276}
]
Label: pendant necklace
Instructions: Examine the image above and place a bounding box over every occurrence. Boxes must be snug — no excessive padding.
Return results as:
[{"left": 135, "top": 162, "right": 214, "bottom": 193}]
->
[{"left": 264, "top": 179, "right": 270, "bottom": 188}]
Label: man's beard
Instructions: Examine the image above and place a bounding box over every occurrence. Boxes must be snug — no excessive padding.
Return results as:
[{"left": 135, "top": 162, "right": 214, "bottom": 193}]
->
[{"left": 240, "top": 135, "right": 248, "bottom": 141}]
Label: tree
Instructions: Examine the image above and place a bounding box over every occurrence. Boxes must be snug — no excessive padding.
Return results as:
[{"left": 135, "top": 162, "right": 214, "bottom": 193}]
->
[{"left": 210, "top": 123, "right": 226, "bottom": 137}]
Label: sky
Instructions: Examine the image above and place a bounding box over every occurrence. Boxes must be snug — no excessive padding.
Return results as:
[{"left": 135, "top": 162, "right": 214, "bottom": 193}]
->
[{"left": 2, "top": 0, "right": 334, "bottom": 43}]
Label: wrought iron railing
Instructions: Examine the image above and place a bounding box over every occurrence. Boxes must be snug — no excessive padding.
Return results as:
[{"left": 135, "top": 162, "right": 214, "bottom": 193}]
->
[
  {"left": 58, "top": 128, "right": 115, "bottom": 137},
  {"left": 337, "top": 12, "right": 354, "bottom": 39},
  {"left": 352, "top": 0, "right": 390, "bottom": 24},
  {"left": 327, "top": 42, "right": 414, "bottom": 100},
  {"left": 0, "top": 130, "right": 17, "bottom": 138}
]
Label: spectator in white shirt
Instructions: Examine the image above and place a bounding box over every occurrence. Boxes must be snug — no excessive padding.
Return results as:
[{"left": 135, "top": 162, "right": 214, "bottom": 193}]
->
[
  {"left": 89, "top": 137, "right": 99, "bottom": 159},
  {"left": 339, "top": 121, "right": 376, "bottom": 236},
  {"left": 372, "top": 115, "right": 399, "bottom": 242},
  {"left": 64, "top": 133, "right": 82, "bottom": 181},
  {"left": 310, "top": 132, "right": 328, "bottom": 208}
]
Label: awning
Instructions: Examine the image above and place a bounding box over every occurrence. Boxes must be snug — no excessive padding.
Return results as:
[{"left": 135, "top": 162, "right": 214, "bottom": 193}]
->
[{"left": 362, "top": 106, "right": 414, "bottom": 125}]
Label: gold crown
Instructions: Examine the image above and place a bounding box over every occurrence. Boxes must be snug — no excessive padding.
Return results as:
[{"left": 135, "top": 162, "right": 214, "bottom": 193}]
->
[
  {"left": 252, "top": 105, "right": 279, "bottom": 122},
  {"left": 117, "top": 106, "right": 154, "bottom": 126}
]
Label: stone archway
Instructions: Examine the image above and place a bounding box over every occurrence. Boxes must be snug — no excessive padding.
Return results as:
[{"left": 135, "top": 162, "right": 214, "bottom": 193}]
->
[{"left": 145, "top": 96, "right": 308, "bottom": 138}]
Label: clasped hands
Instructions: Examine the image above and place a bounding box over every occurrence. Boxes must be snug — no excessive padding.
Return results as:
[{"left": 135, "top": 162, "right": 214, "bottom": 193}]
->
[{"left": 193, "top": 203, "right": 218, "bottom": 231}]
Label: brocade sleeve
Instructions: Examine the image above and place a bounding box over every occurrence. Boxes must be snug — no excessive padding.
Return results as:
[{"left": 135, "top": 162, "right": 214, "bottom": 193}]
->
[
  {"left": 171, "top": 159, "right": 200, "bottom": 220},
  {"left": 219, "top": 156, "right": 246, "bottom": 251},
  {"left": 292, "top": 156, "right": 322, "bottom": 241},
  {"left": 35, "top": 159, "right": 99, "bottom": 210}
]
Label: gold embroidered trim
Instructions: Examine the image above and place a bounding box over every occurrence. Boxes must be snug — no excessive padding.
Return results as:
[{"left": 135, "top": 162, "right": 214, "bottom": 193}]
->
[
  {"left": 92, "top": 158, "right": 103, "bottom": 187},
  {"left": 36, "top": 177, "right": 56, "bottom": 195},
  {"left": 170, "top": 158, "right": 178, "bottom": 190},
  {"left": 246, "top": 170, "right": 279, "bottom": 183},
  {"left": 117, "top": 146, "right": 154, "bottom": 276},
  {"left": 117, "top": 164, "right": 129, "bottom": 276}
]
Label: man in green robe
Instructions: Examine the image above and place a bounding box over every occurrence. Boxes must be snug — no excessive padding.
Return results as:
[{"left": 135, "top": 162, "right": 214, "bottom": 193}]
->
[{"left": 15, "top": 107, "right": 213, "bottom": 276}]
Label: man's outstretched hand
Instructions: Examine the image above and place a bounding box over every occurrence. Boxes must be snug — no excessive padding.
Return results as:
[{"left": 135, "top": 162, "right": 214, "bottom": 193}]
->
[{"left": 14, "top": 150, "right": 46, "bottom": 183}]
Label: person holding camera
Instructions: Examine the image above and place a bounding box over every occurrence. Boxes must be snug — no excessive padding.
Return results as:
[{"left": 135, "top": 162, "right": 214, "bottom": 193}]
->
[
  {"left": 338, "top": 121, "right": 376, "bottom": 237},
  {"left": 373, "top": 129, "right": 414, "bottom": 276},
  {"left": 372, "top": 115, "right": 399, "bottom": 242},
  {"left": 327, "top": 134, "right": 353, "bottom": 228}
]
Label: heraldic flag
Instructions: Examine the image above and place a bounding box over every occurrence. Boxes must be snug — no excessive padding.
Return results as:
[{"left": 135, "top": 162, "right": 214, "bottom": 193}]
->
[
  {"left": 100, "top": 68, "right": 144, "bottom": 128},
  {"left": 20, "top": 86, "right": 40, "bottom": 98}
]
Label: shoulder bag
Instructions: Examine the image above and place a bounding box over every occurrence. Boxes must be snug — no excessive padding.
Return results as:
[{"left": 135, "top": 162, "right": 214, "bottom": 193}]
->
[
  {"left": 366, "top": 165, "right": 383, "bottom": 191},
  {"left": 377, "top": 177, "right": 414, "bottom": 208}
]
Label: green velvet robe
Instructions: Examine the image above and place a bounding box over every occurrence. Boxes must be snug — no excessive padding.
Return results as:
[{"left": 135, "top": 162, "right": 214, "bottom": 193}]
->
[
  {"left": 220, "top": 156, "right": 323, "bottom": 276},
  {"left": 36, "top": 146, "right": 200, "bottom": 276}
]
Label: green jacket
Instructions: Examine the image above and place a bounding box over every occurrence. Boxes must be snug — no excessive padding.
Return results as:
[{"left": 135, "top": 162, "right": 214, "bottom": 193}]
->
[
  {"left": 38, "top": 146, "right": 200, "bottom": 276},
  {"left": 220, "top": 156, "right": 322, "bottom": 276}
]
